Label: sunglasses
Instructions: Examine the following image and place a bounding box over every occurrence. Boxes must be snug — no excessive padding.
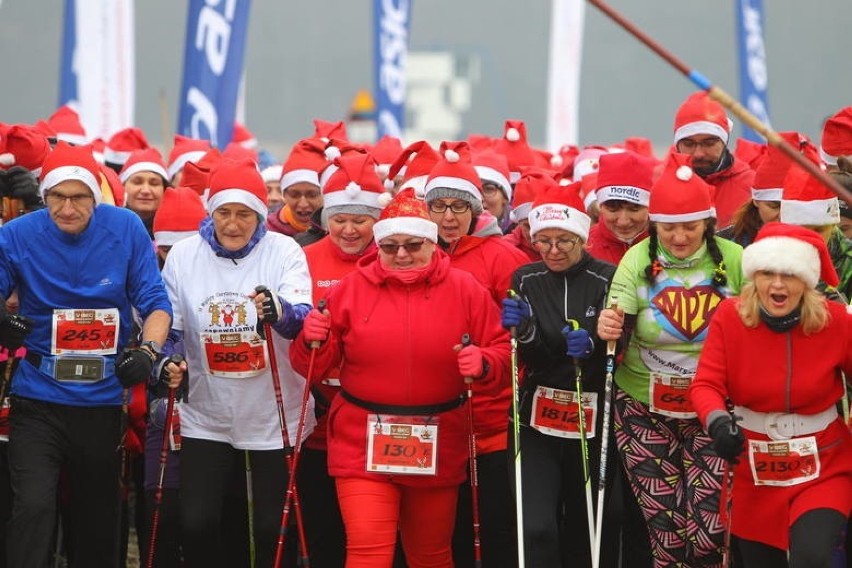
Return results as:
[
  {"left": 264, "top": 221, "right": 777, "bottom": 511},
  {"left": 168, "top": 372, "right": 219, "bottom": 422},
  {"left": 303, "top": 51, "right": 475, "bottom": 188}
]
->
[{"left": 378, "top": 240, "right": 427, "bottom": 255}]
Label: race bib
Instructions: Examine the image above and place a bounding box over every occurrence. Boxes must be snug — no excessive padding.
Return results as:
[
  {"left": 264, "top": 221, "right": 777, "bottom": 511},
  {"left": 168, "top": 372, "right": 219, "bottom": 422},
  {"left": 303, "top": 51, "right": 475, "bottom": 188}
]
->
[
  {"left": 51, "top": 309, "right": 119, "bottom": 355},
  {"left": 201, "top": 331, "right": 267, "bottom": 378},
  {"left": 649, "top": 372, "right": 696, "bottom": 419},
  {"left": 749, "top": 437, "right": 820, "bottom": 487},
  {"left": 366, "top": 415, "right": 438, "bottom": 475},
  {"left": 530, "top": 386, "right": 597, "bottom": 439}
]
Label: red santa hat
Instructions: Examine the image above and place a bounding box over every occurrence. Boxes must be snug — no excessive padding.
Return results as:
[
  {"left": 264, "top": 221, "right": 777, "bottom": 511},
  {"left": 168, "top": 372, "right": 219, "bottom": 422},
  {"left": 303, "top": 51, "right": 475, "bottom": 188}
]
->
[
  {"left": 595, "top": 151, "right": 655, "bottom": 207},
  {"left": 511, "top": 168, "right": 558, "bottom": 223},
  {"left": 373, "top": 188, "right": 438, "bottom": 243},
  {"left": 206, "top": 158, "right": 268, "bottom": 218},
  {"left": 318, "top": 140, "right": 367, "bottom": 189},
  {"left": 167, "top": 135, "right": 212, "bottom": 180},
  {"left": 119, "top": 148, "right": 169, "bottom": 184},
  {"left": 819, "top": 106, "right": 852, "bottom": 167},
  {"left": 750, "top": 132, "right": 806, "bottom": 202},
  {"left": 32, "top": 120, "right": 57, "bottom": 142},
  {"left": 742, "top": 221, "right": 839, "bottom": 289},
  {"left": 222, "top": 142, "right": 258, "bottom": 162},
  {"left": 90, "top": 138, "right": 106, "bottom": 164},
  {"left": 153, "top": 187, "right": 207, "bottom": 246},
  {"left": 649, "top": 153, "right": 715, "bottom": 223},
  {"left": 673, "top": 91, "right": 732, "bottom": 145},
  {"left": 105, "top": 127, "right": 150, "bottom": 167},
  {"left": 623, "top": 136, "right": 656, "bottom": 159},
  {"left": 370, "top": 135, "right": 403, "bottom": 178},
  {"left": 260, "top": 164, "right": 283, "bottom": 184},
  {"left": 313, "top": 119, "right": 348, "bottom": 142},
  {"left": 472, "top": 149, "right": 513, "bottom": 203},
  {"left": 280, "top": 138, "right": 333, "bottom": 191},
  {"left": 467, "top": 134, "right": 494, "bottom": 153},
  {"left": 39, "top": 142, "right": 102, "bottom": 204},
  {"left": 384, "top": 140, "right": 440, "bottom": 196},
  {"left": 0, "top": 124, "right": 51, "bottom": 175},
  {"left": 423, "top": 141, "right": 483, "bottom": 214},
  {"left": 322, "top": 153, "right": 392, "bottom": 223},
  {"left": 780, "top": 161, "right": 841, "bottom": 227},
  {"left": 572, "top": 146, "right": 608, "bottom": 210},
  {"left": 494, "top": 120, "right": 538, "bottom": 183},
  {"left": 734, "top": 138, "right": 767, "bottom": 172},
  {"left": 529, "top": 180, "right": 590, "bottom": 240},
  {"left": 47, "top": 105, "right": 87, "bottom": 146},
  {"left": 232, "top": 122, "right": 258, "bottom": 150},
  {"left": 181, "top": 161, "right": 212, "bottom": 198}
]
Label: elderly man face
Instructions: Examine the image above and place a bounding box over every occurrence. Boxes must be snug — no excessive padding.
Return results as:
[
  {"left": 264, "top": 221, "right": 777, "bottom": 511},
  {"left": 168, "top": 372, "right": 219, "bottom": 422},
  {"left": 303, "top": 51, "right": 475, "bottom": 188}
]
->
[{"left": 44, "top": 179, "right": 96, "bottom": 235}]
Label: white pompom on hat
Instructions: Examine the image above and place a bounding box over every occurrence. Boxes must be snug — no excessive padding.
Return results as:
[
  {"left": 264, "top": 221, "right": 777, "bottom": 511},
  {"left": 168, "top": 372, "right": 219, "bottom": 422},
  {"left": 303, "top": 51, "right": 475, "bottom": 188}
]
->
[
  {"left": 322, "top": 153, "right": 391, "bottom": 223},
  {"left": 742, "top": 221, "right": 839, "bottom": 289},
  {"left": 423, "top": 141, "right": 484, "bottom": 213},
  {"left": 648, "top": 153, "right": 715, "bottom": 223}
]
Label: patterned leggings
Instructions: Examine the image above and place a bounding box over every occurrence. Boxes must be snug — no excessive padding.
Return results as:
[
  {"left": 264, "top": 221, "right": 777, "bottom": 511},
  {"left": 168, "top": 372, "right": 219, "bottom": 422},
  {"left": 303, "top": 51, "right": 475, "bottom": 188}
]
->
[{"left": 614, "top": 389, "right": 726, "bottom": 568}]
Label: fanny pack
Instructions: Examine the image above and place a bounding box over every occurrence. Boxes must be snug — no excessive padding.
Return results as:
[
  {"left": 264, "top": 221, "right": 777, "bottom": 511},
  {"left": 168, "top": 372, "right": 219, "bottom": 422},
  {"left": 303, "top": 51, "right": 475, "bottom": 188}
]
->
[{"left": 25, "top": 352, "right": 115, "bottom": 383}]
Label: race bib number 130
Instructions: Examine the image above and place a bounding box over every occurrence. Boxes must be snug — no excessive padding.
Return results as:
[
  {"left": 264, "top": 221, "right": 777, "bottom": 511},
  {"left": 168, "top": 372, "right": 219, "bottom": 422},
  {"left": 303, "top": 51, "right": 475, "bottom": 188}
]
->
[{"left": 366, "top": 415, "right": 438, "bottom": 475}]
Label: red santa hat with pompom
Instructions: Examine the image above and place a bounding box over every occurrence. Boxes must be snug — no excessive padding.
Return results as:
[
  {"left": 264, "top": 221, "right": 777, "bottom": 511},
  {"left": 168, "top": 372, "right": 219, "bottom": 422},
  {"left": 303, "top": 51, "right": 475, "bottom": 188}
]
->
[
  {"left": 206, "top": 158, "right": 268, "bottom": 218},
  {"left": 573, "top": 146, "right": 608, "bottom": 210},
  {"left": 819, "top": 106, "right": 852, "bottom": 167},
  {"left": 742, "top": 222, "right": 839, "bottom": 289},
  {"left": 39, "top": 142, "right": 103, "bottom": 204},
  {"left": 373, "top": 187, "right": 438, "bottom": 243},
  {"left": 384, "top": 140, "right": 440, "bottom": 197},
  {"left": 167, "top": 135, "right": 212, "bottom": 180},
  {"left": 649, "top": 153, "right": 715, "bottom": 222},
  {"left": 494, "top": 120, "right": 538, "bottom": 183},
  {"left": 528, "top": 179, "right": 590, "bottom": 240},
  {"left": 153, "top": 186, "right": 208, "bottom": 246},
  {"left": 511, "top": 168, "right": 557, "bottom": 223},
  {"left": 232, "top": 122, "right": 258, "bottom": 150},
  {"left": 423, "top": 141, "right": 483, "bottom": 213},
  {"left": 313, "top": 119, "right": 348, "bottom": 143},
  {"left": 280, "top": 138, "right": 335, "bottom": 191},
  {"left": 472, "top": 149, "right": 512, "bottom": 203},
  {"left": 119, "top": 148, "right": 169, "bottom": 184},
  {"left": 673, "top": 91, "right": 732, "bottom": 145},
  {"left": 370, "top": 135, "right": 403, "bottom": 179},
  {"left": 321, "top": 153, "right": 391, "bottom": 225}
]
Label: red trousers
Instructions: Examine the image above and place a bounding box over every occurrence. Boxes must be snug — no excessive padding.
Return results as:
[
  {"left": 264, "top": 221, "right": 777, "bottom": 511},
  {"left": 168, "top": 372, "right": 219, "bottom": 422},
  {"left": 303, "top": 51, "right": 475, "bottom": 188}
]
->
[{"left": 336, "top": 477, "right": 458, "bottom": 568}]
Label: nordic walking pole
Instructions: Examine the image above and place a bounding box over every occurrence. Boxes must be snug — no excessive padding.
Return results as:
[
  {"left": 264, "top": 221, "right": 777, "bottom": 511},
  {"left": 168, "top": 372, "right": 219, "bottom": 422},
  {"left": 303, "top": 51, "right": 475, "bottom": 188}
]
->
[
  {"left": 460, "top": 333, "right": 483, "bottom": 568},
  {"left": 255, "top": 287, "right": 311, "bottom": 566},
  {"left": 592, "top": 299, "right": 619, "bottom": 568},
  {"left": 272, "top": 297, "right": 327, "bottom": 567},
  {"left": 586, "top": 0, "right": 852, "bottom": 207},
  {"left": 720, "top": 399, "right": 740, "bottom": 568},
  {"left": 506, "top": 290, "right": 526, "bottom": 568},
  {"left": 566, "top": 319, "right": 596, "bottom": 560},
  {"left": 146, "top": 354, "right": 185, "bottom": 568},
  {"left": 245, "top": 451, "right": 256, "bottom": 568}
]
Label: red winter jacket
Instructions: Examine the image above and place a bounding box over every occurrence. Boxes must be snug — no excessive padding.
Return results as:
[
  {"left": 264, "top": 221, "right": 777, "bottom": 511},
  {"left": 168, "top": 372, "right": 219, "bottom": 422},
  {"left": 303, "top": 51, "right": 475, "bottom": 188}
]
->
[
  {"left": 503, "top": 224, "right": 539, "bottom": 263},
  {"left": 585, "top": 221, "right": 647, "bottom": 267},
  {"left": 302, "top": 237, "right": 377, "bottom": 450},
  {"left": 290, "top": 250, "right": 510, "bottom": 487},
  {"left": 690, "top": 298, "right": 852, "bottom": 549},
  {"left": 444, "top": 223, "right": 529, "bottom": 453},
  {"left": 704, "top": 156, "right": 755, "bottom": 228}
]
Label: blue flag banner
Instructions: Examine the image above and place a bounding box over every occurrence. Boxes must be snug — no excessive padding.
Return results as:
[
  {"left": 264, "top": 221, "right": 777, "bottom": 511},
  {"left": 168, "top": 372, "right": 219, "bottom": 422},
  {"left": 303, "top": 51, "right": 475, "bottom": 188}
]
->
[
  {"left": 373, "top": 0, "right": 411, "bottom": 140},
  {"left": 735, "top": 0, "right": 770, "bottom": 142},
  {"left": 177, "top": 0, "right": 252, "bottom": 148},
  {"left": 59, "top": 0, "right": 78, "bottom": 107}
]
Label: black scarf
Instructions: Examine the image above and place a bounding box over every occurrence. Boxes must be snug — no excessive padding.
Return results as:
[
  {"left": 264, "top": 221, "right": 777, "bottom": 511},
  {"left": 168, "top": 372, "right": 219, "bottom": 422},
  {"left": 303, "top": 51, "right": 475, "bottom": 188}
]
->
[{"left": 759, "top": 306, "right": 801, "bottom": 333}]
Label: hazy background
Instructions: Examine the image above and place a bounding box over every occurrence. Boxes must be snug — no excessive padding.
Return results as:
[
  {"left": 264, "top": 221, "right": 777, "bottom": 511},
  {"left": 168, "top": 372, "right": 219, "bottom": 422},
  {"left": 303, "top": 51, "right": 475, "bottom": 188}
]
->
[{"left": 1, "top": 1, "right": 849, "bottom": 156}]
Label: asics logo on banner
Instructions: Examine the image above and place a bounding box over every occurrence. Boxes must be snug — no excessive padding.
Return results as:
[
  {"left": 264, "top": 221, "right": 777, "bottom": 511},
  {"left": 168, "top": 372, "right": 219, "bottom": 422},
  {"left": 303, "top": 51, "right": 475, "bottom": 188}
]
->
[{"left": 651, "top": 285, "right": 723, "bottom": 340}]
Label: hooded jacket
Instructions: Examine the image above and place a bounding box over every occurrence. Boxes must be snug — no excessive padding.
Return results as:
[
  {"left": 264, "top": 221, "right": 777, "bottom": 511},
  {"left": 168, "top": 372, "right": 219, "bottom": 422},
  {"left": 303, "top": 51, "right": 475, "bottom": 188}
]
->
[
  {"left": 703, "top": 154, "right": 755, "bottom": 228},
  {"left": 585, "top": 220, "right": 648, "bottom": 267}
]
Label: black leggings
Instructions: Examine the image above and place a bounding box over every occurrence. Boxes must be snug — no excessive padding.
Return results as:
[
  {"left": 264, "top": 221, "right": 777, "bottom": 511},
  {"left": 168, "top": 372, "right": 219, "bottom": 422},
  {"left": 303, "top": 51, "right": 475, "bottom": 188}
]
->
[{"left": 736, "top": 508, "right": 847, "bottom": 568}]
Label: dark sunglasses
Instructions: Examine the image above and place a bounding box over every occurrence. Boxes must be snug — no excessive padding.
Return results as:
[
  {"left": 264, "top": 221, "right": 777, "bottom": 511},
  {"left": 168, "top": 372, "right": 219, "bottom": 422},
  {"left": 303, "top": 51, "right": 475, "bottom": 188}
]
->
[{"left": 378, "top": 240, "right": 427, "bottom": 255}]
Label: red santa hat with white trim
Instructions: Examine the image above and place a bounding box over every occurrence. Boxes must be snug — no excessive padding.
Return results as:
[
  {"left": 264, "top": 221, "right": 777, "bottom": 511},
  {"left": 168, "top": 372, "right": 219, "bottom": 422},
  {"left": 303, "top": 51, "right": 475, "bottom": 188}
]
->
[
  {"left": 528, "top": 179, "right": 590, "bottom": 241},
  {"left": 779, "top": 161, "right": 840, "bottom": 227},
  {"left": 750, "top": 132, "right": 807, "bottom": 202},
  {"left": 423, "top": 141, "right": 484, "bottom": 214},
  {"left": 472, "top": 149, "right": 512, "bottom": 203},
  {"left": 384, "top": 140, "right": 440, "bottom": 196},
  {"left": 153, "top": 187, "right": 207, "bottom": 246},
  {"left": 280, "top": 138, "right": 334, "bottom": 191},
  {"left": 38, "top": 142, "right": 103, "bottom": 204},
  {"left": 373, "top": 188, "right": 438, "bottom": 244},
  {"left": 206, "top": 158, "right": 268, "bottom": 218},
  {"left": 494, "top": 120, "right": 538, "bottom": 183},
  {"left": 232, "top": 122, "right": 258, "bottom": 150},
  {"left": 47, "top": 105, "right": 87, "bottom": 146},
  {"left": 512, "top": 168, "right": 558, "bottom": 224},
  {"left": 742, "top": 221, "right": 839, "bottom": 289},
  {"left": 119, "top": 148, "right": 169, "bottom": 184},
  {"left": 649, "top": 153, "right": 715, "bottom": 223},
  {"left": 321, "top": 153, "right": 392, "bottom": 226},
  {"left": 370, "top": 135, "right": 403, "bottom": 179},
  {"left": 673, "top": 91, "right": 732, "bottom": 145},
  {"left": 0, "top": 124, "right": 51, "bottom": 175},
  {"left": 595, "top": 151, "right": 655, "bottom": 207},
  {"left": 573, "top": 146, "right": 608, "bottom": 210},
  {"left": 819, "top": 107, "right": 852, "bottom": 167},
  {"left": 167, "top": 135, "right": 212, "bottom": 180},
  {"left": 313, "top": 119, "right": 348, "bottom": 143},
  {"left": 105, "top": 127, "right": 150, "bottom": 168}
]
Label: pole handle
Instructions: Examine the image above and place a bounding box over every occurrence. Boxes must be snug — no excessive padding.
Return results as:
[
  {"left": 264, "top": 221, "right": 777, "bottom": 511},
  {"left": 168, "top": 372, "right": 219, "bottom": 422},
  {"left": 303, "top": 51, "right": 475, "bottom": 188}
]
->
[
  {"left": 310, "top": 299, "right": 328, "bottom": 350},
  {"left": 461, "top": 333, "right": 473, "bottom": 384},
  {"left": 606, "top": 299, "right": 619, "bottom": 356}
]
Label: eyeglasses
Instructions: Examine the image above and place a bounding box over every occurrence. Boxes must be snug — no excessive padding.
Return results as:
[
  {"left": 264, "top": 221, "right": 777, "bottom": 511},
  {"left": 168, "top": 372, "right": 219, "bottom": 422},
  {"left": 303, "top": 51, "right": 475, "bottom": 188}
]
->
[
  {"left": 481, "top": 183, "right": 503, "bottom": 196},
  {"left": 429, "top": 201, "right": 471, "bottom": 214},
  {"left": 532, "top": 237, "right": 580, "bottom": 253},
  {"left": 677, "top": 137, "right": 723, "bottom": 151},
  {"left": 378, "top": 240, "right": 427, "bottom": 255},
  {"left": 45, "top": 192, "right": 94, "bottom": 207},
  {"left": 284, "top": 189, "right": 321, "bottom": 201}
]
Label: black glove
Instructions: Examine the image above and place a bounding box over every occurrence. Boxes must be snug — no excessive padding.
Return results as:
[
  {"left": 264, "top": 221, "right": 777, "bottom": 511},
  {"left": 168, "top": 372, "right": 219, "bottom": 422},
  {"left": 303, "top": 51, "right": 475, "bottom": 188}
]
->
[
  {"left": 0, "top": 307, "right": 32, "bottom": 351},
  {"left": 254, "top": 285, "right": 284, "bottom": 339},
  {"left": 708, "top": 415, "right": 745, "bottom": 464},
  {"left": 5, "top": 166, "right": 42, "bottom": 209},
  {"left": 115, "top": 347, "right": 156, "bottom": 388}
]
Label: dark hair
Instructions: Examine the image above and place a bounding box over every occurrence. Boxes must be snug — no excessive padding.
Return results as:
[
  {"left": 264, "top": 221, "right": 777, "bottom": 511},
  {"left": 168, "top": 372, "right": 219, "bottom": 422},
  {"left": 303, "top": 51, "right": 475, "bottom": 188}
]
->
[
  {"left": 644, "top": 219, "right": 727, "bottom": 289},
  {"left": 729, "top": 200, "right": 762, "bottom": 244}
]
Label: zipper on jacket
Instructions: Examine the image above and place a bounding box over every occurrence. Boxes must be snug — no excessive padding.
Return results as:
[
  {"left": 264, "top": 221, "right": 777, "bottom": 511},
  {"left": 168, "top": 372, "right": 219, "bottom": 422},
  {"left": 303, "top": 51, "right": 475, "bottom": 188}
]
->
[{"left": 785, "top": 332, "right": 792, "bottom": 413}]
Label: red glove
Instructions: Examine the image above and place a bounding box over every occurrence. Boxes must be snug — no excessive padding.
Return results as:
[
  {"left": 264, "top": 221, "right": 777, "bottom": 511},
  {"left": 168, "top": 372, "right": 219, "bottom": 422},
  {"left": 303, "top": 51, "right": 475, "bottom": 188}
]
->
[
  {"left": 457, "top": 345, "right": 484, "bottom": 378},
  {"left": 303, "top": 309, "right": 331, "bottom": 344}
]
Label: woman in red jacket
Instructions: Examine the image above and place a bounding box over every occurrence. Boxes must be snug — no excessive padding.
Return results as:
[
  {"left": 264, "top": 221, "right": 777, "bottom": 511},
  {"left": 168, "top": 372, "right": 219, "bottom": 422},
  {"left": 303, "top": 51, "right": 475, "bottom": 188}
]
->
[
  {"left": 690, "top": 222, "right": 852, "bottom": 567},
  {"left": 291, "top": 188, "right": 510, "bottom": 568}
]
